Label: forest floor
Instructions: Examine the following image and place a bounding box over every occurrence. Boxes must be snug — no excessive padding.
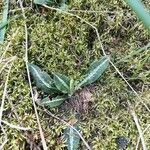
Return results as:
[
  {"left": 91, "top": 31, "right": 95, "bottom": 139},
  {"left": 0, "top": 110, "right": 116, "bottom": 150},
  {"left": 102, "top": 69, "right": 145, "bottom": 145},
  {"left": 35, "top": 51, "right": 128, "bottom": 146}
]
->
[{"left": 0, "top": 0, "right": 150, "bottom": 149}]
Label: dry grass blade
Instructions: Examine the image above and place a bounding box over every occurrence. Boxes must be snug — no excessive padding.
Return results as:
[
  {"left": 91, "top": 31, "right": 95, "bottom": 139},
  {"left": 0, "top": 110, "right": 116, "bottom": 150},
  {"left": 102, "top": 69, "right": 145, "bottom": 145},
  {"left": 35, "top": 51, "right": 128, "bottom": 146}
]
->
[
  {"left": 136, "top": 125, "right": 150, "bottom": 150},
  {"left": 0, "top": 125, "right": 8, "bottom": 150},
  {"left": 19, "top": 0, "right": 47, "bottom": 149},
  {"left": 128, "top": 101, "right": 147, "bottom": 150},
  {"left": 0, "top": 63, "right": 13, "bottom": 125},
  {"left": 0, "top": 63, "right": 13, "bottom": 149},
  {"left": 68, "top": 9, "right": 121, "bottom": 14},
  {"left": 0, "top": 56, "right": 17, "bottom": 74},
  {"left": 1, "top": 120, "right": 32, "bottom": 131},
  {"left": 110, "top": 61, "right": 150, "bottom": 112},
  {"left": 0, "top": 28, "right": 20, "bottom": 63}
]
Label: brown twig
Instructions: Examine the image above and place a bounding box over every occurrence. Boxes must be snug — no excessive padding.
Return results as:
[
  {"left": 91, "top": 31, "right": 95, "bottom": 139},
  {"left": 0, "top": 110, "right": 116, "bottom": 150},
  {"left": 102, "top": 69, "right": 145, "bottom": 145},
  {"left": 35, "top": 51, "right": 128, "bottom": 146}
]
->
[
  {"left": 128, "top": 101, "right": 147, "bottom": 150},
  {"left": 135, "top": 124, "right": 150, "bottom": 150}
]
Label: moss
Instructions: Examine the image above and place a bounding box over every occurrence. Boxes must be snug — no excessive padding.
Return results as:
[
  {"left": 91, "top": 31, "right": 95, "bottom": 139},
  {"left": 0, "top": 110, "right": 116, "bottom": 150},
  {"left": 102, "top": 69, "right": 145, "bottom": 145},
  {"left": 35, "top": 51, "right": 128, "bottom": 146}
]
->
[{"left": 0, "top": 0, "right": 150, "bottom": 149}]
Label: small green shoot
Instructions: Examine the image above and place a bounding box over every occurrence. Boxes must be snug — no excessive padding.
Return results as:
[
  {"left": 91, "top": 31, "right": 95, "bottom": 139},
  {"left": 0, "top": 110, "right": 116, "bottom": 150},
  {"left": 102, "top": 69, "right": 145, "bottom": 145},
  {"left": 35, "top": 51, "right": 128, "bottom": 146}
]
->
[
  {"left": 28, "top": 56, "right": 109, "bottom": 108},
  {"left": 64, "top": 123, "right": 80, "bottom": 150}
]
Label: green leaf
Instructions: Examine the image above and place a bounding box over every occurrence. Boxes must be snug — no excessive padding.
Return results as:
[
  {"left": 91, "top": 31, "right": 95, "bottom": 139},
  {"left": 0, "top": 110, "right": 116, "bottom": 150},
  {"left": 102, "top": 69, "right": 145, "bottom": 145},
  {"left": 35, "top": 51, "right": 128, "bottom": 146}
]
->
[
  {"left": 40, "top": 96, "right": 67, "bottom": 107},
  {"left": 28, "top": 63, "right": 58, "bottom": 93},
  {"left": 125, "top": 0, "right": 150, "bottom": 31},
  {"left": 34, "top": 0, "right": 48, "bottom": 5},
  {"left": 77, "top": 56, "right": 109, "bottom": 88},
  {"left": 64, "top": 123, "right": 80, "bottom": 150},
  {"left": 69, "top": 79, "right": 75, "bottom": 96},
  {"left": 0, "top": 0, "right": 9, "bottom": 44},
  {"left": 34, "top": 0, "right": 55, "bottom": 5},
  {"left": 53, "top": 73, "right": 70, "bottom": 94},
  {"left": 0, "top": 21, "right": 8, "bottom": 30},
  {"left": 0, "top": 14, "right": 22, "bottom": 30},
  {"left": 59, "top": 0, "right": 68, "bottom": 11}
]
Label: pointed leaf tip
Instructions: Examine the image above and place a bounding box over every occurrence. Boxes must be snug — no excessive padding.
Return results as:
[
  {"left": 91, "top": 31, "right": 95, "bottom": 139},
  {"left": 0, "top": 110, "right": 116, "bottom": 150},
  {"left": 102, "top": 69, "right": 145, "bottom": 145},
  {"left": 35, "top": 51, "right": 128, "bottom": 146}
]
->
[
  {"left": 53, "top": 73, "right": 70, "bottom": 94},
  {"left": 77, "top": 56, "right": 109, "bottom": 88},
  {"left": 40, "top": 96, "right": 67, "bottom": 108},
  {"left": 28, "top": 63, "right": 58, "bottom": 93}
]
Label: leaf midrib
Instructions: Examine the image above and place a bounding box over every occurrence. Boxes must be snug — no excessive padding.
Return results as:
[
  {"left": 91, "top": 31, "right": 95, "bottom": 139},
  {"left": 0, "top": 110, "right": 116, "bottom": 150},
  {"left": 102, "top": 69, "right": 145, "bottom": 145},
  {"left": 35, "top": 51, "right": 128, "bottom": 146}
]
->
[
  {"left": 30, "top": 65, "right": 52, "bottom": 88},
  {"left": 55, "top": 75, "right": 69, "bottom": 89},
  {"left": 69, "top": 128, "right": 74, "bottom": 150},
  {"left": 79, "top": 58, "right": 108, "bottom": 86},
  {"left": 42, "top": 98, "right": 65, "bottom": 104}
]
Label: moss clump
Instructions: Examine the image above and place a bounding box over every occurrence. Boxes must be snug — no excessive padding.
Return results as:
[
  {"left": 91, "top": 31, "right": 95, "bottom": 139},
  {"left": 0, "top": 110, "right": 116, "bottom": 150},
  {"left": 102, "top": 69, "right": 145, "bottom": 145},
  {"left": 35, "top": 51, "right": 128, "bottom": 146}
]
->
[{"left": 0, "top": 0, "right": 150, "bottom": 149}]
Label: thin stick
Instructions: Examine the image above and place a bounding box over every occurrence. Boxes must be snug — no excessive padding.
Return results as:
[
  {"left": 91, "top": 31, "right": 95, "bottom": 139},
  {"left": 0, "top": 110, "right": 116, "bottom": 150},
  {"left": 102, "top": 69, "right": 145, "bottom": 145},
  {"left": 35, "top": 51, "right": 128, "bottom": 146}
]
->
[
  {"left": 9, "top": 7, "right": 30, "bottom": 13},
  {"left": 0, "top": 125, "right": 8, "bottom": 150},
  {"left": 0, "top": 56, "right": 17, "bottom": 74},
  {"left": 110, "top": 61, "right": 150, "bottom": 112},
  {"left": 1, "top": 120, "right": 31, "bottom": 131},
  {"left": 44, "top": 109, "right": 92, "bottom": 150},
  {"left": 68, "top": 9, "right": 121, "bottom": 14},
  {"left": 0, "top": 63, "right": 12, "bottom": 149},
  {"left": 19, "top": 1, "right": 47, "bottom": 150},
  {"left": 128, "top": 101, "right": 147, "bottom": 150},
  {"left": 135, "top": 124, "right": 150, "bottom": 150},
  {"left": 0, "top": 28, "right": 20, "bottom": 63},
  {"left": 0, "top": 63, "right": 13, "bottom": 125}
]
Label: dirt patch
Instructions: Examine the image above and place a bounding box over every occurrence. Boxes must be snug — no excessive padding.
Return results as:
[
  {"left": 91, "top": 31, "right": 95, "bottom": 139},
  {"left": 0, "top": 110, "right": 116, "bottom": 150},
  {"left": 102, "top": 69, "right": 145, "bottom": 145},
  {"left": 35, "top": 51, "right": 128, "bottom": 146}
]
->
[{"left": 60, "top": 86, "right": 97, "bottom": 114}]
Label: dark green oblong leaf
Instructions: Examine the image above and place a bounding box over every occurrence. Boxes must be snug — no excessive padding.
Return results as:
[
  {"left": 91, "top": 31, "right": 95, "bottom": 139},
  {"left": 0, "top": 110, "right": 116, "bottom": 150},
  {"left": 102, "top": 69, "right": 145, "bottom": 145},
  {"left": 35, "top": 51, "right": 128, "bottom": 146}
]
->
[
  {"left": 0, "top": 21, "right": 8, "bottom": 30},
  {"left": 40, "top": 96, "right": 67, "bottom": 108},
  {"left": 59, "top": 0, "right": 68, "bottom": 11},
  {"left": 33, "top": 0, "right": 51, "bottom": 5},
  {"left": 53, "top": 73, "right": 70, "bottom": 94},
  {"left": 77, "top": 56, "right": 109, "bottom": 88},
  {"left": 28, "top": 63, "right": 58, "bottom": 93},
  {"left": 64, "top": 123, "right": 80, "bottom": 150}
]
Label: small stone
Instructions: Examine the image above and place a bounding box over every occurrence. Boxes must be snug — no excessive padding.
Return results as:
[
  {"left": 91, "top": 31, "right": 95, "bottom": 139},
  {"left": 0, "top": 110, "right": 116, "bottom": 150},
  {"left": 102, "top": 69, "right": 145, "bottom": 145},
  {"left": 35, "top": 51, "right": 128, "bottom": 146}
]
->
[{"left": 116, "top": 136, "right": 129, "bottom": 149}]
